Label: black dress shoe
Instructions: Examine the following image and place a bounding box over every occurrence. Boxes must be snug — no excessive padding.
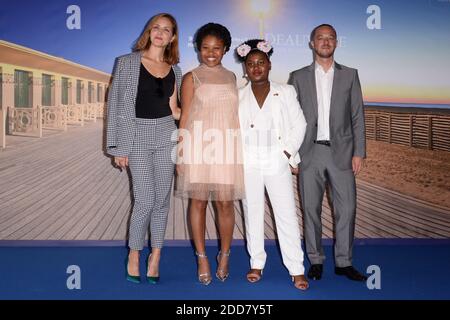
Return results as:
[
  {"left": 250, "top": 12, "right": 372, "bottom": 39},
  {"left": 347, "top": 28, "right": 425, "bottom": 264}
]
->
[
  {"left": 335, "top": 266, "right": 367, "bottom": 281},
  {"left": 307, "top": 264, "right": 323, "bottom": 280}
]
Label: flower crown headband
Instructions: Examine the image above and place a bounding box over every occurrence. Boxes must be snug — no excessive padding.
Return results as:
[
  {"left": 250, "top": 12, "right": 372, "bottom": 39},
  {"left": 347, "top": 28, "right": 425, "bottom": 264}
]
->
[{"left": 236, "top": 40, "right": 273, "bottom": 59}]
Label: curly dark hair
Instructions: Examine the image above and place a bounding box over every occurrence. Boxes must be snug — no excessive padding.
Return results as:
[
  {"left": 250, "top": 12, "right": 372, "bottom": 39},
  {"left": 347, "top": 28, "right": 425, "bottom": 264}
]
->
[
  {"left": 194, "top": 22, "right": 232, "bottom": 52},
  {"left": 235, "top": 39, "right": 274, "bottom": 62}
]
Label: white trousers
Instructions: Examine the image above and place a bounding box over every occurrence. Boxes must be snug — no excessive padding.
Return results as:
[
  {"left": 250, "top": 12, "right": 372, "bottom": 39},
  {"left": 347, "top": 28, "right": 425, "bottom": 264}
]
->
[{"left": 242, "top": 151, "right": 305, "bottom": 275}]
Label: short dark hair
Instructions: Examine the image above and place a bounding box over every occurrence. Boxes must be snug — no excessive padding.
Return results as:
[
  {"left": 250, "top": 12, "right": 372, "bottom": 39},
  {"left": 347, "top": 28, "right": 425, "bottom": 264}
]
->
[
  {"left": 310, "top": 24, "right": 337, "bottom": 42},
  {"left": 235, "top": 39, "right": 274, "bottom": 63},
  {"left": 194, "top": 22, "right": 232, "bottom": 52}
]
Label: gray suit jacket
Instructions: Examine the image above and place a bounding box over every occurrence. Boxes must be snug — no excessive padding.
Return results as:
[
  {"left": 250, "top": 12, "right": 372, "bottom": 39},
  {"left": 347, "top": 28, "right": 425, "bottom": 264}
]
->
[
  {"left": 105, "top": 51, "right": 182, "bottom": 157},
  {"left": 288, "top": 62, "right": 366, "bottom": 170}
]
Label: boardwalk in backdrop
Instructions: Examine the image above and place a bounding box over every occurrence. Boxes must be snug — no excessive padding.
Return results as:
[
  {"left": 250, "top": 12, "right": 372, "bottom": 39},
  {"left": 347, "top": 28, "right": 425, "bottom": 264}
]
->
[{"left": 0, "top": 121, "right": 449, "bottom": 240}]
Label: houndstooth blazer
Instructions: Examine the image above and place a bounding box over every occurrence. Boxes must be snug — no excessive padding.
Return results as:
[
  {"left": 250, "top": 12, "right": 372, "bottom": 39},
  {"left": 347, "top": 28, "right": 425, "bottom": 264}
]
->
[{"left": 105, "top": 51, "right": 182, "bottom": 157}]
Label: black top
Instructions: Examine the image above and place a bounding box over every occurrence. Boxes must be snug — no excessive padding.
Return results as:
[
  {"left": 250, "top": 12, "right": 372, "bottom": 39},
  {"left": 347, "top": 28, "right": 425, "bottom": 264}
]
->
[{"left": 135, "top": 63, "right": 175, "bottom": 119}]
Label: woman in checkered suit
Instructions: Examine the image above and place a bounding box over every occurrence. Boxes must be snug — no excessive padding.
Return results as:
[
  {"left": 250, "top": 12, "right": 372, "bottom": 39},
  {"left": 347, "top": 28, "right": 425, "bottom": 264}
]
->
[{"left": 106, "top": 13, "right": 182, "bottom": 284}]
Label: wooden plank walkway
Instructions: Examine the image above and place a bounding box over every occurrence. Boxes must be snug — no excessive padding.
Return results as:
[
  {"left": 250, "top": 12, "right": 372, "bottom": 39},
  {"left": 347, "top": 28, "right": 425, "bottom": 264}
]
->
[{"left": 0, "top": 121, "right": 449, "bottom": 240}]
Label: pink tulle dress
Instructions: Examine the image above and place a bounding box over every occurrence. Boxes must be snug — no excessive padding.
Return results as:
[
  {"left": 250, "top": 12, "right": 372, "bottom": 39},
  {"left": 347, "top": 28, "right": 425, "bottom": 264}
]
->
[{"left": 175, "top": 63, "right": 245, "bottom": 201}]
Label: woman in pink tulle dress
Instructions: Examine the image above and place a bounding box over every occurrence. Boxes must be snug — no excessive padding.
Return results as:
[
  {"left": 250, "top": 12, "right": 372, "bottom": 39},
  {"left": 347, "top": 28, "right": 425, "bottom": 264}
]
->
[{"left": 176, "top": 23, "right": 244, "bottom": 285}]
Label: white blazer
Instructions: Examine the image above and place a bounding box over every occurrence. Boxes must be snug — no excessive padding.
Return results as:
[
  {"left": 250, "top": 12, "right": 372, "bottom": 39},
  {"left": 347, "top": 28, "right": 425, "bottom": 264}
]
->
[{"left": 238, "top": 81, "right": 307, "bottom": 168}]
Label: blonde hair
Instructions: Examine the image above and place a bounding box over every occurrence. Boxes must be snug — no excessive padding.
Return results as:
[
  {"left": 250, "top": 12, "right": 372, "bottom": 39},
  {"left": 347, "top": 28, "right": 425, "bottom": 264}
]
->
[{"left": 133, "top": 13, "right": 180, "bottom": 65}]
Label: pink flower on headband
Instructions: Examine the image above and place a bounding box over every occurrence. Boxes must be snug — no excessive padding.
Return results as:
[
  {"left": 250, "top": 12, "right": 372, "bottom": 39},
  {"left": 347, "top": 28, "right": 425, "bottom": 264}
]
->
[
  {"left": 237, "top": 44, "right": 251, "bottom": 57},
  {"left": 257, "top": 40, "right": 272, "bottom": 53}
]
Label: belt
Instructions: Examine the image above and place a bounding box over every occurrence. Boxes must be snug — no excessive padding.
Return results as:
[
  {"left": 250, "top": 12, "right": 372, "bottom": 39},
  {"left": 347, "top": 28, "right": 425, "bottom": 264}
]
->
[{"left": 314, "top": 140, "right": 331, "bottom": 146}]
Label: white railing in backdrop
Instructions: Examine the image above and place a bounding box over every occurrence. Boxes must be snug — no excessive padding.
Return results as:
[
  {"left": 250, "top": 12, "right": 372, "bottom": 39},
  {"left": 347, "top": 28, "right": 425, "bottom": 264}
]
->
[
  {"left": 67, "top": 105, "right": 84, "bottom": 126},
  {"left": 0, "top": 108, "right": 5, "bottom": 148},
  {"left": 83, "top": 103, "right": 97, "bottom": 122},
  {"left": 8, "top": 106, "right": 42, "bottom": 138},
  {"left": 2, "top": 103, "right": 106, "bottom": 148},
  {"left": 42, "top": 106, "right": 68, "bottom": 131},
  {"left": 96, "top": 102, "right": 106, "bottom": 119}
]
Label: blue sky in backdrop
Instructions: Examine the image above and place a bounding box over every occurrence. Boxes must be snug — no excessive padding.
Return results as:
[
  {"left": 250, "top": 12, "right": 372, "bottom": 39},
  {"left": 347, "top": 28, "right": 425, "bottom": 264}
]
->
[{"left": 1, "top": 0, "right": 450, "bottom": 105}]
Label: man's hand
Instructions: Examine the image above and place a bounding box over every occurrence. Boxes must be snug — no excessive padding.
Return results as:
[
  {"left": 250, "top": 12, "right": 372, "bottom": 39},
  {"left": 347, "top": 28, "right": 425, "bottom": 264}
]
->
[
  {"left": 114, "top": 156, "right": 129, "bottom": 171},
  {"left": 352, "top": 156, "right": 364, "bottom": 176}
]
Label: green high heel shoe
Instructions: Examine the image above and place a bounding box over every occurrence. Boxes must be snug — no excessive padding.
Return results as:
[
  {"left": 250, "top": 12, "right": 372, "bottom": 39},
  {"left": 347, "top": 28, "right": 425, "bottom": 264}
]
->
[
  {"left": 146, "top": 254, "right": 160, "bottom": 284},
  {"left": 125, "top": 257, "right": 141, "bottom": 284}
]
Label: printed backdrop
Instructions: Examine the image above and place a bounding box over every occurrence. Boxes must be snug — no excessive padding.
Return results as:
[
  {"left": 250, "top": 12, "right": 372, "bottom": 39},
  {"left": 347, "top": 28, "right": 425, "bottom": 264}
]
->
[{"left": 1, "top": 0, "right": 450, "bottom": 107}]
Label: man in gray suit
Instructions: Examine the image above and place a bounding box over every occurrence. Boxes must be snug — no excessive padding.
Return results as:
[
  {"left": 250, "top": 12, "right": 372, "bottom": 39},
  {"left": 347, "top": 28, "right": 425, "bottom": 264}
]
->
[{"left": 288, "top": 24, "right": 367, "bottom": 281}]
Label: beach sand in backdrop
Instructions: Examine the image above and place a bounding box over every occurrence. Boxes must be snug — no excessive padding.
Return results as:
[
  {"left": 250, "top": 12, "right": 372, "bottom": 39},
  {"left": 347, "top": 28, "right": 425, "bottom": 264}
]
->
[{"left": 357, "top": 140, "right": 450, "bottom": 209}]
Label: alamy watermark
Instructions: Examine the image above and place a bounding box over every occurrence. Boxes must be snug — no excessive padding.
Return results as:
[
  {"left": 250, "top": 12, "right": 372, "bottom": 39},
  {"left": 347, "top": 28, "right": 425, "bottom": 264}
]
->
[
  {"left": 366, "top": 265, "right": 381, "bottom": 290},
  {"left": 367, "top": 5, "right": 382, "bottom": 30},
  {"left": 66, "top": 5, "right": 81, "bottom": 30},
  {"left": 66, "top": 265, "right": 81, "bottom": 290},
  {"left": 172, "top": 124, "right": 293, "bottom": 174}
]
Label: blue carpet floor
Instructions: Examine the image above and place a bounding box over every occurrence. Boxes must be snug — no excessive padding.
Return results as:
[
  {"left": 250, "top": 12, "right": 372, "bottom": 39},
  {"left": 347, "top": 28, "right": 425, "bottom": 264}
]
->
[{"left": 1, "top": 240, "right": 449, "bottom": 300}]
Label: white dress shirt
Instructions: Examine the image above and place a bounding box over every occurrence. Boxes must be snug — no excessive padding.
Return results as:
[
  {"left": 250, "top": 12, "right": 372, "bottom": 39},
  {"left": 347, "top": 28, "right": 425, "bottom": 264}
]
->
[
  {"left": 315, "top": 62, "right": 334, "bottom": 141},
  {"left": 239, "top": 81, "right": 307, "bottom": 169},
  {"left": 245, "top": 90, "right": 278, "bottom": 151}
]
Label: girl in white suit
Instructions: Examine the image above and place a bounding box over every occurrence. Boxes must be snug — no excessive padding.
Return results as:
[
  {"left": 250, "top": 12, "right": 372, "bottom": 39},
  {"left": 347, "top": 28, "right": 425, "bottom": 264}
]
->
[{"left": 236, "top": 39, "right": 309, "bottom": 290}]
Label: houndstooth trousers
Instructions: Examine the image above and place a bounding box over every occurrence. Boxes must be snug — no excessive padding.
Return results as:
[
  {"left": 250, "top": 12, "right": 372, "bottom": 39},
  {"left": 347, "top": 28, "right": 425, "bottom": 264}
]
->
[{"left": 128, "top": 116, "right": 177, "bottom": 250}]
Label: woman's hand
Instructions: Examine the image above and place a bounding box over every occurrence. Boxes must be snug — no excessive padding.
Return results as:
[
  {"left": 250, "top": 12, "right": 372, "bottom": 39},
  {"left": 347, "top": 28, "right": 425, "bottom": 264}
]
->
[
  {"left": 170, "top": 82, "right": 181, "bottom": 120},
  {"left": 290, "top": 165, "right": 299, "bottom": 175},
  {"left": 284, "top": 151, "right": 297, "bottom": 174},
  {"left": 172, "top": 106, "right": 181, "bottom": 120},
  {"left": 176, "top": 164, "right": 184, "bottom": 176},
  {"left": 179, "top": 72, "right": 194, "bottom": 130},
  {"left": 114, "top": 156, "right": 128, "bottom": 171}
]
